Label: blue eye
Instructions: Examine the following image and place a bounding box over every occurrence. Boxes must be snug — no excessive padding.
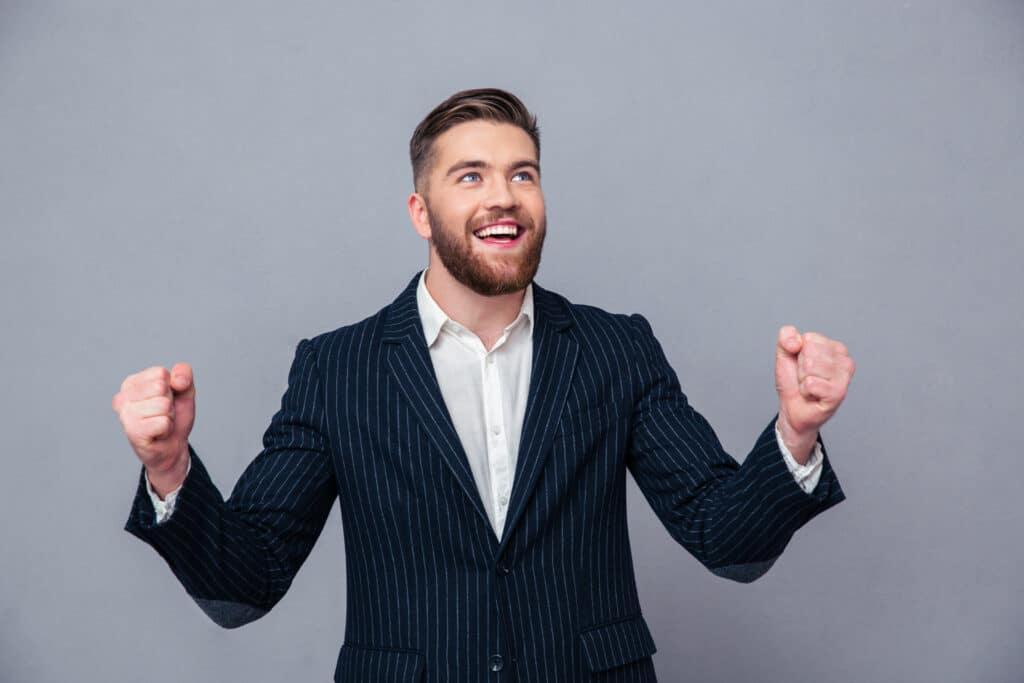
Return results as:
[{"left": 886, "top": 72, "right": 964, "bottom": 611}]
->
[
  {"left": 459, "top": 172, "right": 482, "bottom": 183},
  {"left": 512, "top": 171, "right": 534, "bottom": 182}
]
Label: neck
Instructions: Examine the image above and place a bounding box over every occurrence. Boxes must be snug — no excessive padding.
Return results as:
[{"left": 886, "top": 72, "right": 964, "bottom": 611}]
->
[{"left": 423, "top": 262, "right": 526, "bottom": 349}]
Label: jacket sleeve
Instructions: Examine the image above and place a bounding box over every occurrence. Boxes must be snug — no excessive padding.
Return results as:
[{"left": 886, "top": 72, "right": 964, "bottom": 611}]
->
[
  {"left": 124, "top": 337, "right": 338, "bottom": 627},
  {"left": 625, "top": 314, "right": 845, "bottom": 582}
]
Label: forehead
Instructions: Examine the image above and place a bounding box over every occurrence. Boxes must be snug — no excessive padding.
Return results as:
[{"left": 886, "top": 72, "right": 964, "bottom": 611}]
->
[{"left": 430, "top": 120, "right": 538, "bottom": 169}]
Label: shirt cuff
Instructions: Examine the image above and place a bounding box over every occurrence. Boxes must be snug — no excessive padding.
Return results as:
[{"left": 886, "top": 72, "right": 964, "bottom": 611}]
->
[
  {"left": 145, "top": 455, "right": 192, "bottom": 524},
  {"left": 775, "top": 426, "right": 823, "bottom": 494}
]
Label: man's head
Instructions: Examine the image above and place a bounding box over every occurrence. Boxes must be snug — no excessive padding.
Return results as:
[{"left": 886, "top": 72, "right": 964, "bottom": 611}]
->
[{"left": 407, "top": 88, "right": 546, "bottom": 297}]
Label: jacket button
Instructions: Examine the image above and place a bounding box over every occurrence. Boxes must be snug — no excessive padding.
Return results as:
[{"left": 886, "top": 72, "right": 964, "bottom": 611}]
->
[
  {"left": 496, "top": 562, "right": 511, "bottom": 576},
  {"left": 489, "top": 654, "right": 504, "bottom": 672}
]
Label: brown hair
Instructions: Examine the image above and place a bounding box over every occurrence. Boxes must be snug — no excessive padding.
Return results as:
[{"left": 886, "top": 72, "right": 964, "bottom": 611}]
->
[{"left": 409, "top": 88, "right": 540, "bottom": 192}]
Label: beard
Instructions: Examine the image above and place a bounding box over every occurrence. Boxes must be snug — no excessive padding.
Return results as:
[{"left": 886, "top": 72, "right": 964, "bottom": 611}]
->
[{"left": 426, "top": 202, "right": 547, "bottom": 297}]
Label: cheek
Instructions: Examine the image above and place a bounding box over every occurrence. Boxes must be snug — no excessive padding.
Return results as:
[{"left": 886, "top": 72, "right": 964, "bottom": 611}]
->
[
  {"left": 429, "top": 186, "right": 472, "bottom": 209},
  {"left": 521, "top": 191, "right": 546, "bottom": 221},
  {"left": 431, "top": 204, "right": 475, "bottom": 231}
]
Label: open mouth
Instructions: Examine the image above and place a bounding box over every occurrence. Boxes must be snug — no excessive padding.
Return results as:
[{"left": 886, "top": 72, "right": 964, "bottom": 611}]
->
[{"left": 472, "top": 223, "right": 524, "bottom": 245}]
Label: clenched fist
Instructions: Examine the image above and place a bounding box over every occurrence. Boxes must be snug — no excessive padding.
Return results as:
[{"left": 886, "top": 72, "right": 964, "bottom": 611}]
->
[
  {"left": 774, "top": 326, "right": 855, "bottom": 465},
  {"left": 112, "top": 363, "right": 195, "bottom": 498}
]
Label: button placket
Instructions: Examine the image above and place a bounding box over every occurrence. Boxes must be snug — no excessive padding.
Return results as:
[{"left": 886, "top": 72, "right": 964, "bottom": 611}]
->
[{"left": 483, "top": 351, "right": 511, "bottom": 532}]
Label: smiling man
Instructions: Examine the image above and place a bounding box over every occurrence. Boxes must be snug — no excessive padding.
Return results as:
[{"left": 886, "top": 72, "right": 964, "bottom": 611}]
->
[{"left": 115, "top": 88, "right": 854, "bottom": 682}]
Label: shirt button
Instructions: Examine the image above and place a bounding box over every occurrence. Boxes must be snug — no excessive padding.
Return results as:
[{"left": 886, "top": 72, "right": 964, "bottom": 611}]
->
[
  {"left": 489, "top": 654, "right": 504, "bottom": 672},
  {"left": 491, "top": 424, "right": 501, "bottom": 435},
  {"left": 486, "top": 356, "right": 495, "bottom": 365},
  {"left": 498, "top": 494, "right": 509, "bottom": 506}
]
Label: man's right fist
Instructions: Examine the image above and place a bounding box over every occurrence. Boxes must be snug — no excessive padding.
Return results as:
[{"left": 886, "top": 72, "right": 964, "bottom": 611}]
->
[{"left": 112, "top": 362, "right": 195, "bottom": 497}]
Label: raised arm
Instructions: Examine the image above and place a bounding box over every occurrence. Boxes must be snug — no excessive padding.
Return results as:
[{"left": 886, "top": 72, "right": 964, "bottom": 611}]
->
[
  {"left": 116, "top": 338, "right": 337, "bottom": 627},
  {"left": 625, "top": 314, "right": 847, "bottom": 582}
]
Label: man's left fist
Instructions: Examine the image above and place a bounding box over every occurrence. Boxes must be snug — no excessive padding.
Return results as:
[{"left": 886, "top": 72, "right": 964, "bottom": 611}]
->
[{"left": 774, "top": 326, "right": 855, "bottom": 463}]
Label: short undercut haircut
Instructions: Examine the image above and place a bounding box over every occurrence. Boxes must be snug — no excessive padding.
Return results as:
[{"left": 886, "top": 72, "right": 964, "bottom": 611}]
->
[{"left": 410, "top": 88, "right": 540, "bottom": 192}]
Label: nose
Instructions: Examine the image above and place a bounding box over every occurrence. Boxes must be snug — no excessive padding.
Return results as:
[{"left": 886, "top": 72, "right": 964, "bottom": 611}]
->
[{"left": 483, "top": 177, "right": 518, "bottom": 211}]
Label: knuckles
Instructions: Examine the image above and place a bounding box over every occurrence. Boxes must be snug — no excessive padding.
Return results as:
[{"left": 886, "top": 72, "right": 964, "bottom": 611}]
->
[
  {"left": 121, "top": 367, "right": 170, "bottom": 393},
  {"left": 801, "top": 332, "right": 827, "bottom": 348},
  {"left": 798, "top": 338, "right": 854, "bottom": 370}
]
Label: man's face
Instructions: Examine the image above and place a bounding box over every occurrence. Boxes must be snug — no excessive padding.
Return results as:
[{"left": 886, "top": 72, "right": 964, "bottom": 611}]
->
[{"left": 416, "top": 120, "right": 546, "bottom": 296}]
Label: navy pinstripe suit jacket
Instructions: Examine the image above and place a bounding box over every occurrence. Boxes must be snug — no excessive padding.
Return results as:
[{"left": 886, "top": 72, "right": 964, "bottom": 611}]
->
[{"left": 125, "top": 271, "right": 845, "bottom": 682}]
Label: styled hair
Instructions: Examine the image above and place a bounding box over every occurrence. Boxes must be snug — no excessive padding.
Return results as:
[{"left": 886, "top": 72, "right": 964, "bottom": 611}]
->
[{"left": 410, "top": 88, "right": 540, "bottom": 191}]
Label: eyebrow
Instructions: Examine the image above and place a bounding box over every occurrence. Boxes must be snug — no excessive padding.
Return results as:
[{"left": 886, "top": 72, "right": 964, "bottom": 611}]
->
[{"left": 444, "top": 159, "right": 541, "bottom": 177}]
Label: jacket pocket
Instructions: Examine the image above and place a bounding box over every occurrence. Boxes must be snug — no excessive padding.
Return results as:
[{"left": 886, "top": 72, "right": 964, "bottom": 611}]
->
[
  {"left": 578, "top": 614, "right": 657, "bottom": 672},
  {"left": 334, "top": 642, "right": 424, "bottom": 682}
]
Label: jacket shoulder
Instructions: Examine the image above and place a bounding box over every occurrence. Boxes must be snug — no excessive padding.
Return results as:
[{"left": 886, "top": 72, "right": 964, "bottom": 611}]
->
[
  {"left": 534, "top": 283, "right": 651, "bottom": 353},
  {"left": 297, "top": 308, "right": 387, "bottom": 363}
]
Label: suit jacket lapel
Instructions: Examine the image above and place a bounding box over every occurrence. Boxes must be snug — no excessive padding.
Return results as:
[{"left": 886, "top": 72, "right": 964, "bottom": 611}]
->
[
  {"left": 499, "top": 282, "right": 579, "bottom": 551},
  {"left": 381, "top": 272, "right": 493, "bottom": 535}
]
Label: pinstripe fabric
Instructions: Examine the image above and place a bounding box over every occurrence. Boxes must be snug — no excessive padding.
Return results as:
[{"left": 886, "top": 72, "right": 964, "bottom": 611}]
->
[{"left": 125, "top": 271, "right": 845, "bottom": 682}]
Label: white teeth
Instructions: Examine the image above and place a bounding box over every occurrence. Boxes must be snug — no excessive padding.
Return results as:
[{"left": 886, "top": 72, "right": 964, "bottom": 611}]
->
[{"left": 474, "top": 224, "right": 519, "bottom": 238}]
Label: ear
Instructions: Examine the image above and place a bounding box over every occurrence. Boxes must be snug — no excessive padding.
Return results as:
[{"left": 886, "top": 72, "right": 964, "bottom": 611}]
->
[{"left": 407, "top": 192, "right": 432, "bottom": 240}]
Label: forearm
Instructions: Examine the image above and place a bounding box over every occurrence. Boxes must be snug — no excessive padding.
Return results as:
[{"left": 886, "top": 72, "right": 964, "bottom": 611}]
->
[
  {"left": 631, "top": 415, "right": 844, "bottom": 581},
  {"left": 709, "top": 422, "right": 840, "bottom": 560},
  {"left": 126, "top": 447, "right": 289, "bottom": 625}
]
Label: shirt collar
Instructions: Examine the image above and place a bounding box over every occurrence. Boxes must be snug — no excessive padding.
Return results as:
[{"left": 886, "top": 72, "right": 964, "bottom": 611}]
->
[{"left": 416, "top": 269, "right": 534, "bottom": 348}]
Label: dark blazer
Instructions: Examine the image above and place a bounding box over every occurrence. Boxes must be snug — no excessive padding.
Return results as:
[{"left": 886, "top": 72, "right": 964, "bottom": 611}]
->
[{"left": 125, "top": 271, "right": 845, "bottom": 682}]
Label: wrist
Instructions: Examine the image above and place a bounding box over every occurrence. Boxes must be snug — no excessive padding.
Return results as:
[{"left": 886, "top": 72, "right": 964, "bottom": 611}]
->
[
  {"left": 776, "top": 413, "right": 818, "bottom": 465},
  {"left": 146, "top": 446, "right": 190, "bottom": 499}
]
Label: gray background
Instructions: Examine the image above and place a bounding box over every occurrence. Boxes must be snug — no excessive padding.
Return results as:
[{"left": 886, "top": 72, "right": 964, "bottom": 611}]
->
[{"left": 2, "top": 1, "right": 1021, "bottom": 681}]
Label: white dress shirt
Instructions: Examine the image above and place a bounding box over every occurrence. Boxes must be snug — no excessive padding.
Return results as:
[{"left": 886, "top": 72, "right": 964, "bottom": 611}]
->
[{"left": 148, "top": 271, "right": 823, "bottom": 529}]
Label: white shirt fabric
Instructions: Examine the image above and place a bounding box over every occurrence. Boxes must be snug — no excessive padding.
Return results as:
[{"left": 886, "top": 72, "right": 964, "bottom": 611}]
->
[
  {"left": 148, "top": 271, "right": 823, "bottom": 529},
  {"left": 416, "top": 270, "right": 534, "bottom": 538}
]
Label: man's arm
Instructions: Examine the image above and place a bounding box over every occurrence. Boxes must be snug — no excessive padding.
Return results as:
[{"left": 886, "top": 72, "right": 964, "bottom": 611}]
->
[
  {"left": 625, "top": 314, "right": 846, "bottom": 583},
  {"left": 121, "top": 338, "right": 337, "bottom": 627}
]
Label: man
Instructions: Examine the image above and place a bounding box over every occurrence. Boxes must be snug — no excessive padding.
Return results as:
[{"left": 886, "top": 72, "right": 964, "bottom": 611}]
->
[{"left": 114, "top": 88, "right": 854, "bottom": 682}]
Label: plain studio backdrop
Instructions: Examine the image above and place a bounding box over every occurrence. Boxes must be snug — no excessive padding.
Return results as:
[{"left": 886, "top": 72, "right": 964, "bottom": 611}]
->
[{"left": 2, "top": 1, "right": 1021, "bottom": 681}]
